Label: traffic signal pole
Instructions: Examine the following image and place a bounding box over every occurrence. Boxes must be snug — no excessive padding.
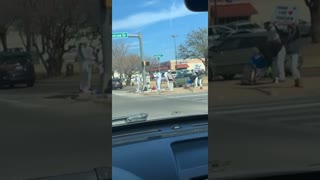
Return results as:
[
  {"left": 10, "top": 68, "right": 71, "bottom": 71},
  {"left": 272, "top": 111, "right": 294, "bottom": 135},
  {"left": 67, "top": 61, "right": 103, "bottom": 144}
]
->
[
  {"left": 138, "top": 33, "right": 146, "bottom": 91},
  {"left": 100, "top": 0, "right": 111, "bottom": 93}
]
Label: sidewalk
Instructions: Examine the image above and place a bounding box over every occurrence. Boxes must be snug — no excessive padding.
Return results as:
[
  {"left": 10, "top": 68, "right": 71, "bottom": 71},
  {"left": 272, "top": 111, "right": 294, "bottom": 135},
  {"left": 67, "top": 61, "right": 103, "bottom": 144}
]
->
[
  {"left": 140, "top": 86, "right": 208, "bottom": 96},
  {"left": 211, "top": 76, "right": 320, "bottom": 106}
]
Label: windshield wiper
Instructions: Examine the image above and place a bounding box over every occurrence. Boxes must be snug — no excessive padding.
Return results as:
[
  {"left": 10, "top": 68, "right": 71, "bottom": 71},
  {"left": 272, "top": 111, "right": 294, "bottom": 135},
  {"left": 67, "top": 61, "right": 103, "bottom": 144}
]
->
[{"left": 112, "top": 113, "right": 148, "bottom": 126}]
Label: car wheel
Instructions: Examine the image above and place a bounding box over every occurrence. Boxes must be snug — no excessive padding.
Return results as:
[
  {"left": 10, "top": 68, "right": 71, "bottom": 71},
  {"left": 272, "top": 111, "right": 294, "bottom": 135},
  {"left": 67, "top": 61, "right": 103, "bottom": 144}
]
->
[
  {"left": 9, "top": 83, "right": 14, "bottom": 88},
  {"left": 27, "top": 80, "right": 35, "bottom": 87}
]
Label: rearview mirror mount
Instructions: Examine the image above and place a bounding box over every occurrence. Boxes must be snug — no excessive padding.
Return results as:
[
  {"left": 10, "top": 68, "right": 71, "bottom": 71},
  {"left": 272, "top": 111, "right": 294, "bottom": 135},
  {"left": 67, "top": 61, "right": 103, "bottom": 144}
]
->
[{"left": 184, "top": 0, "right": 208, "bottom": 12}]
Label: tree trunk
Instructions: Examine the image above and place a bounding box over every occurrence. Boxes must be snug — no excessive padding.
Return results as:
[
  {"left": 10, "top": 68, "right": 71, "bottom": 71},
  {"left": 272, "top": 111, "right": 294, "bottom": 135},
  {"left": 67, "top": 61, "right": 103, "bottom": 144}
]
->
[
  {"left": 306, "top": 0, "right": 320, "bottom": 43},
  {"left": 311, "top": 9, "right": 320, "bottom": 43},
  {"left": 47, "top": 56, "right": 63, "bottom": 77},
  {"left": 0, "top": 32, "right": 7, "bottom": 52}
]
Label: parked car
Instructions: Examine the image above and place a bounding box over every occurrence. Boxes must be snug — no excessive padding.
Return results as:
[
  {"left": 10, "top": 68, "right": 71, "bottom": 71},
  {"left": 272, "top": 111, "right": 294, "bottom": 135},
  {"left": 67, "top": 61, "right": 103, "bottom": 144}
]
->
[
  {"left": 209, "top": 25, "right": 234, "bottom": 48},
  {"left": 112, "top": 79, "right": 123, "bottom": 89},
  {"left": 208, "top": 32, "right": 303, "bottom": 81},
  {"left": 174, "top": 73, "right": 193, "bottom": 87},
  {"left": 226, "top": 21, "right": 266, "bottom": 33},
  {"left": 171, "top": 71, "right": 177, "bottom": 78},
  {"left": 0, "top": 52, "right": 35, "bottom": 87}
]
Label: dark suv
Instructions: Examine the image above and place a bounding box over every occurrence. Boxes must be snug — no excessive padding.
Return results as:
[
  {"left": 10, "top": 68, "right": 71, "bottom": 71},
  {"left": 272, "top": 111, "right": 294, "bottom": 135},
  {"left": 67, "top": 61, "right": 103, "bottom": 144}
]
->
[
  {"left": 112, "top": 79, "right": 123, "bottom": 90},
  {"left": 0, "top": 52, "right": 35, "bottom": 87}
]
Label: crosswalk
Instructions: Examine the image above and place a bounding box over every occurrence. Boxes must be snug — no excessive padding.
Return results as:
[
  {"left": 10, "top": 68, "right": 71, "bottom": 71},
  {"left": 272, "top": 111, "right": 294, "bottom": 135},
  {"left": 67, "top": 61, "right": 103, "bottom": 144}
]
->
[
  {"left": 164, "top": 93, "right": 208, "bottom": 104},
  {"left": 210, "top": 97, "right": 320, "bottom": 129}
]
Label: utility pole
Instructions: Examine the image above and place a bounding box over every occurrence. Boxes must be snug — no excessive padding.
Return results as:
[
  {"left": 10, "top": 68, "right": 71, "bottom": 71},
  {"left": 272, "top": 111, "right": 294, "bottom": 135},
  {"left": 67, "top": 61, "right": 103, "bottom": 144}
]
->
[
  {"left": 100, "top": 0, "right": 111, "bottom": 93},
  {"left": 172, "top": 35, "right": 178, "bottom": 66},
  {"left": 138, "top": 32, "right": 146, "bottom": 91}
]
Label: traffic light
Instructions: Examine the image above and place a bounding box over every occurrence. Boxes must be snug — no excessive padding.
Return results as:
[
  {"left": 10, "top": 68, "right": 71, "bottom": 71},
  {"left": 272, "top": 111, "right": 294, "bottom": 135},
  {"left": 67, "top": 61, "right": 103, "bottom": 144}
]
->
[{"left": 142, "top": 61, "right": 150, "bottom": 66}]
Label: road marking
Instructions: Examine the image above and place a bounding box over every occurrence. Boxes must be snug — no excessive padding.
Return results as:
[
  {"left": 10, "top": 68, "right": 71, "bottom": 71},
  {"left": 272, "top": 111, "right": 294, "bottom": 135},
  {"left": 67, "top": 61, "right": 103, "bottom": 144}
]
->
[
  {"left": 112, "top": 91, "right": 141, "bottom": 97},
  {"left": 269, "top": 114, "right": 320, "bottom": 122},
  {"left": 212, "top": 102, "right": 320, "bottom": 115},
  {"left": 0, "top": 99, "right": 46, "bottom": 108},
  {"left": 166, "top": 93, "right": 208, "bottom": 98}
]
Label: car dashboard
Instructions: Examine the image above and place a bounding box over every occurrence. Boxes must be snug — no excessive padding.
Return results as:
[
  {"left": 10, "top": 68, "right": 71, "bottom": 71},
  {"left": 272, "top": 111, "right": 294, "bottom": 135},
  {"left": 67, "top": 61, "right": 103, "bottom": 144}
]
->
[{"left": 112, "top": 114, "right": 208, "bottom": 180}]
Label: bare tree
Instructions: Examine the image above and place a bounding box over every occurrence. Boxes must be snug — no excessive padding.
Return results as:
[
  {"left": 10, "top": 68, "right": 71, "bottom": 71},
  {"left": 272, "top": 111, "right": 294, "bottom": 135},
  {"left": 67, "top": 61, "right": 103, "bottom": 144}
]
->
[
  {"left": 178, "top": 27, "right": 208, "bottom": 75},
  {"left": 112, "top": 41, "right": 141, "bottom": 85},
  {"left": 112, "top": 41, "right": 129, "bottom": 78},
  {"left": 121, "top": 54, "right": 141, "bottom": 85},
  {"left": 15, "top": 0, "right": 99, "bottom": 76},
  {"left": 0, "top": 1, "right": 19, "bottom": 52},
  {"left": 305, "top": 0, "right": 320, "bottom": 43},
  {"left": 144, "top": 56, "right": 158, "bottom": 72}
]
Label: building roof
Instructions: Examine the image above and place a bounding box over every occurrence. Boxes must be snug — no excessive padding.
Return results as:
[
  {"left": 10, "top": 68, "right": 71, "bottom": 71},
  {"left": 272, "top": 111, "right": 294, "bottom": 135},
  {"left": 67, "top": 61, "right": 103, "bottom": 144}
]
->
[{"left": 211, "top": 3, "right": 258, "bottom": 18}]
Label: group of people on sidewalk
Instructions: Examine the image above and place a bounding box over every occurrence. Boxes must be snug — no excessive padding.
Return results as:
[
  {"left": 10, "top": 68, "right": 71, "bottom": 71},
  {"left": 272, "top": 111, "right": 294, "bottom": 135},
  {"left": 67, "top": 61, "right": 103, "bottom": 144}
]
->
[
  {"left": 258, "top": 22, "right": 302, "bottom": 87},
  {"left": 185, "top": 69, "right": 205, "bottom": 89},
  {"left": 77, "top": 42, "right": 104, "bottom": 93},
  {"left": 154, "top": 70, "right": 174, "bottom": 92}
]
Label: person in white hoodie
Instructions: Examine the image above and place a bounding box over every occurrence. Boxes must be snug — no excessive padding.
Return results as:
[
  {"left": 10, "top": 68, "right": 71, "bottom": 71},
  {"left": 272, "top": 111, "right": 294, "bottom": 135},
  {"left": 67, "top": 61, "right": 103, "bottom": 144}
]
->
[{"left": 77, "top": 42, "right": 95, "bottom": 93}]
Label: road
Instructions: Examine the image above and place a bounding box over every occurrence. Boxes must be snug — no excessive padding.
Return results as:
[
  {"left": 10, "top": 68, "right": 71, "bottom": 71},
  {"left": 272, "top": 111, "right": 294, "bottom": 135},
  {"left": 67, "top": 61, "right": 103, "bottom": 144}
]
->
[
  {"left": 112, "top": 88, "right": 208, "bottom": 120},
  {"left": 0, "top": 79, "right": 111, "bottom": 180},
  {"left": 209, "top": 96, "right": 320, "bottom": 178}
]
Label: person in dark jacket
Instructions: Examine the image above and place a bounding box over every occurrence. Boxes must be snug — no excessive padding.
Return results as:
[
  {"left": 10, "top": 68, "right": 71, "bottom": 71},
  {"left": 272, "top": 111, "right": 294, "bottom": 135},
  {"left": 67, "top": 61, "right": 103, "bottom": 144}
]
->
[
  {"left": 287, "top": 24, "right": 302, "bottom": 87},
  {"left": 266, "top": 23, "right": 286, "bottom": 84}
]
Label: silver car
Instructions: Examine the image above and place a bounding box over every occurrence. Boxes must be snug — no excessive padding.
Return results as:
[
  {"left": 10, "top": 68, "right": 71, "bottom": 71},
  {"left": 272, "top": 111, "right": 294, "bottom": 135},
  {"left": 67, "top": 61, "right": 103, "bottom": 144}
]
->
[{"left": 225, "top": 21, "right": 266, "bottom": 33}]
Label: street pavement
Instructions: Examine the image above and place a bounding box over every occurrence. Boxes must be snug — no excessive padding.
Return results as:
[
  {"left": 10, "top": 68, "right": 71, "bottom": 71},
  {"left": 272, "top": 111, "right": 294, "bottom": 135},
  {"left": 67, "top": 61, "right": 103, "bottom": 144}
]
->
[
  {"left": 0, "top": 78, "right": 111, "bottom": 179},
  {"left": 209, "top": 95, "right": 320, "bottom": 178},
  {"left": 112, "top": 89, "right": 208, "bottom": 120}
]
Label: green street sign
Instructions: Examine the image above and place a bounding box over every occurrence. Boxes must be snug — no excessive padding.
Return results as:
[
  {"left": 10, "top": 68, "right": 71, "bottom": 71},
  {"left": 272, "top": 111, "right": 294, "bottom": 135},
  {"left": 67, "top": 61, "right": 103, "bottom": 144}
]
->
[
  {"left": 112, "top": 32, "right": 128, "bottom": 38},
  {"left": 154, "top": 54, "right": 163, "bottom": 58}
]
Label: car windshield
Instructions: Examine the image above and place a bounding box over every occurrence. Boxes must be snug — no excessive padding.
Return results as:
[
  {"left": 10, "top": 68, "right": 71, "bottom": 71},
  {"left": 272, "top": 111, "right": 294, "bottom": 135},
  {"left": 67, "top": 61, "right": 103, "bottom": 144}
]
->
[
  {"left": 112, "top": 0, "right": 208, "bottom": 125},
  {"left": 209, "top": 0, "right": 317, "bottom": 178}
]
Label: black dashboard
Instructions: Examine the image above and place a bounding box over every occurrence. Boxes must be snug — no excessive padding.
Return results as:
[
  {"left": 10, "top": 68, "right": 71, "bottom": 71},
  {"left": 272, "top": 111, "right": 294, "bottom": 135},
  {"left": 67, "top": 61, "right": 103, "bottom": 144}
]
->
[{"left": 112, "top": 114, "right": 208, "bottom": 180}]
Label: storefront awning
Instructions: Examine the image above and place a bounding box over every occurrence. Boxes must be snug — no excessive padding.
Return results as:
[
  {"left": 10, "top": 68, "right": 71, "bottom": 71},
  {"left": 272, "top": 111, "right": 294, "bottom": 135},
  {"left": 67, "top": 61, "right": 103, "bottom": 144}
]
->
[
  {"left": 176, "top": 64, "right": 189, "bottom": 69},
  {"left": 211, "top": 3, "right": 258, "bottom": 18}
]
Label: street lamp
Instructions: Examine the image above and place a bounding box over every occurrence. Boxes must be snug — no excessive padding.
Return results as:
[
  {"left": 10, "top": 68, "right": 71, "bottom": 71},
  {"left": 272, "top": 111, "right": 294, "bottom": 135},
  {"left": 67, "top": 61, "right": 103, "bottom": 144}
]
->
[{"left": 172, "top": 35, "right": 178, "bottom": 67}]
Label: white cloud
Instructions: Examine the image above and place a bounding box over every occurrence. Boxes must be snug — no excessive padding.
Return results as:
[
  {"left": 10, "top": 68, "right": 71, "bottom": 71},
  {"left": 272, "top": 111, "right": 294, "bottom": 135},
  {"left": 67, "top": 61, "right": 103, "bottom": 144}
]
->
[
  {"left": 113, "top": 3, "right": 199, "bottom": 31},
  {"left": 139, "top": 0, "right": 158, "bottom": 7}
]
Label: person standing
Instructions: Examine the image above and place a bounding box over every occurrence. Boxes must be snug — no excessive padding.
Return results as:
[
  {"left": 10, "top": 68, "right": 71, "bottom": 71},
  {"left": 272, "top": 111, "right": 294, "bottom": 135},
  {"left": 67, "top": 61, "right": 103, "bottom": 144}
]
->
[
  {"left": 266, "top": 23, "right": 286, "bottom": 84},
  {"left": 156, "top": 71, "right": 162, "bottom": 93},
  {"left": 191, "top": 69, "right": 198, "bottom": 88},
  {"left": 77, "top": 43, "right": 85, "bottom": 92},
  {"left": 164, "top": 71, "right": 170, "bottom": 89},
  {"left": 77, "top": 43, "right": 95, "bottom": 93},
  {"left": 167, "top": 70, "right": 174, "bottom": 91},
  {"left": 135, "top": 73, "right": 140, "bottom": 92},
  {"left": 198, "top": 69, "right": 205, "bottom": 89},
  {"left": 287, "top": 24, "right": 302, "bottom": 87}
]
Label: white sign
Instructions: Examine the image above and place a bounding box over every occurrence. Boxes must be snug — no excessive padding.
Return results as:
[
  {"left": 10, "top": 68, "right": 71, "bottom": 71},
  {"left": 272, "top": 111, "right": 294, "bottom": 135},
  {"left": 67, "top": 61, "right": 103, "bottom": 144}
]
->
[
  {"left": 194, "top": 64, "right": 202, "bottom": 71},
  {"left": 272, "top": 5, "right": 299, "bottom": 26}
]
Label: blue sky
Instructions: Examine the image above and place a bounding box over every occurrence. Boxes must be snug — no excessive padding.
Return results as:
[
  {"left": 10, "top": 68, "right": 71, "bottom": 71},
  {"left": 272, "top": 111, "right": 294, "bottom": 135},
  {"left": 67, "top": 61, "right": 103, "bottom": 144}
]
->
[{"left": 112, "top": 0, "right": 208, "bottom": 62}]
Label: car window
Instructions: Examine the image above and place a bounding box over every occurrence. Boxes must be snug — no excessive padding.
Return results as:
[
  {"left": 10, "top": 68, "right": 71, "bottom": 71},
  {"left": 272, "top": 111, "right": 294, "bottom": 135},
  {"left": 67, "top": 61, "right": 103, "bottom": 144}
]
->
[
  {"left": 219, "top": 38, "right": 242, "bottom": 50},
  {"left": 238, "top": 23, "right": 260, "bottom": 30},
  {"left": 239, "top": 36, "right": 267, "bottom": 48},
  {"left": 226, "top": 24, "right": 236, "bottom": 29}
]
